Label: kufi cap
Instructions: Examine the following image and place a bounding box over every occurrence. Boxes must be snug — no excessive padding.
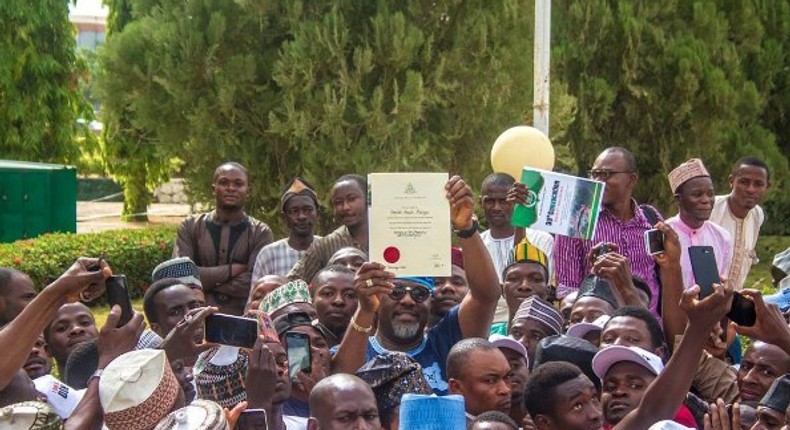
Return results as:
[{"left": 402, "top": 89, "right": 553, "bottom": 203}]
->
[
  {"left": 578, "top": 275, "right": 619, "bottom": 309},
  {"left": 567, "top": 315, "right": 611, "bottom": 340},
  {"left": 153, "top": 400, "right": 229, "bottom": 430},
  {"left": 99, "top": 349, "right": 180, "bottom": 430},
  {"left": 668, "top": 158, "right": 710, "bottom": 194},
  {"left": 152, "top": 257, "right": 202, "bottom": 289},
  {"left": 398, "top": 394, "right": 466, "bottom": 430},
  {"left": 451, "top": 247, "right": 464, "bottom": 270},
  {"left": 648, "top": 421, "right": 695, "bottom": 430},
  {"left": 512, "top": 296, "right": 563, "bottom": 336},
  {"left": 258, "top": 280, "right": 311, "bottom": 315},
  {"left": 503, "top": 238, "right": 548, "bottom": 278},
  {"left": 0, "top": 401, "right": 63, "bottom": 430},
  {"left": 489, "top": 334, "right": 529, "bottom": 366},
  {"left": 137, "top": 329, "right": 164, "bottom": 350},
  {"left": 773, "top": 247, "right": 790, "bottom": 284},
  {"left": 280, "top": 177, "right": 318, "bottom": 211},
  {"left": 272, "top": 311, "right": 323, "bottom": 337},
  {"left": 356, "top": 352, "right": 433, "bottom": 425},
  {"left": 193, "top": 346, "right": 249, "bottom": 409},
  {"left": 759, "top": 374, "right": 790, "bottom": 412},
  {"left": 395, "top": 277, "right": 435, "bottom": 292},
  {"left": 765, "top": 288, "right": 790, "bottom": 313},
  {"left": 533, "top": 335, "right": 600, "bottom": 390},
  {"left": 327, "top": 247, "right": 368, "bottom": 266},
  {"left": 592, "top": 345, "right": 664, "bottom": 381}
]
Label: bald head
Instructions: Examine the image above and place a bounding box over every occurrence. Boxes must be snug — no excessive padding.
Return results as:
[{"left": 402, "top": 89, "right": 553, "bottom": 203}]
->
[{"left": 309, "top": 374, "right": 380, "bottom": 430}]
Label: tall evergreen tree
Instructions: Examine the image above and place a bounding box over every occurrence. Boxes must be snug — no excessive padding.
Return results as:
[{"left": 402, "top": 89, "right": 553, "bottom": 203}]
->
[
  {"left": 553, "top": 0, "right": 787, "bottom": 214},
  {"left": 0, "top": 0, "right": 93, "bottom": 163}
]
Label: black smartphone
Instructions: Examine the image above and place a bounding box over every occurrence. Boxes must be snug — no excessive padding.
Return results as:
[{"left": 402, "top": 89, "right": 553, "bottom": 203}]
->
[
  {"left": 689, "top": 246, "right": 720, "bottom": 298},
  {"left": 204, "top": 314, "right": 258, "bottom": 349},
  {"left": 237, "top": 409, "right": 267, "bottom": 430},
  {"left": 285, "top": 332, "right": 311, "bottom": 381},
  {"left": 729, "top": 292, "right": 757, "bottom": 327},
  {"left": 597, "top": 243, "right": 611, "bottom": 257},
  {"left": 644, "top": 229, "right": 665, "bottom": 255},
  {"left": 105, "top": 275, "right": 133, "bottom": 327}
]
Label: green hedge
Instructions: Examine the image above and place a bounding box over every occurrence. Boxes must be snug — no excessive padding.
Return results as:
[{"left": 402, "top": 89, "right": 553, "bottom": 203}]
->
[{"left": 0, "top": 226, "right": 176, "bottom": 299}]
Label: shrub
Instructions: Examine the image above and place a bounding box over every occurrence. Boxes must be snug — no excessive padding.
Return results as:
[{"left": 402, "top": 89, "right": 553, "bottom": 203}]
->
[{"left": 0, "top": 226, "right": 176, "bottom": 299}]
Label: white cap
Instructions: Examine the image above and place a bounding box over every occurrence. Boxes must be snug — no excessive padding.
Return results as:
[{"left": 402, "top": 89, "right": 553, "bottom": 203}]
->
[
  {"left": 648, "top": 420, "right": 695, "bottom": 430},
  {"left": 153, "top": 400, "right": 229, "bottom": 430},
  {"left": 566, "top": 315, "right": 611, "bottom": 339},
  {"left": 592, "top": 345, "right": 664, "bottom": 380},
  {"left": 99, "top": 349, "right": 180, "bottom": 430},
  {"left": 489, "top": 334, "right": 529, "bottom": 365}
]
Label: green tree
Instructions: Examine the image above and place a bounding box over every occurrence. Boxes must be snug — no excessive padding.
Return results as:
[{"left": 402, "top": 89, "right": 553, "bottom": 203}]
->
[
  {"left": 97, "top": 0, "right": 560, "bottom": 234},
  {"left": 0, "top": 0, "right": 94, "bottom": 163},
  {"left": 553, "top": 0, "right": 787, "bottom": 215}
]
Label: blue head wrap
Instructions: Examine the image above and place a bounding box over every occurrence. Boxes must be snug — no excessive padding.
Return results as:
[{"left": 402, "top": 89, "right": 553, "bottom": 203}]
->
[{"left": 395, "top": 277, "right": 435, "bottom": 291}]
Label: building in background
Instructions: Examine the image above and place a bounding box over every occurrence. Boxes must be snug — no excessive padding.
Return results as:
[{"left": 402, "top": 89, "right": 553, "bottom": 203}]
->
[{"left": 69, "top": 0, "right": 108, "bottom": 51}]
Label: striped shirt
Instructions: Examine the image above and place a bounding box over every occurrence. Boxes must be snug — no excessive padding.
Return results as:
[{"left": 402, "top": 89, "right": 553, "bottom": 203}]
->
[
  {"left": 251, "top": 236, "right": 322, "bottom": 285},
  {"left": 287, "top": 225, "right": 367, "bottom": 283},
  {"left": 666, "top": 215, "right": 732, "bottom": 290},
  {"left": 554, "top": 200, "right": 662, "bottom": 312}
]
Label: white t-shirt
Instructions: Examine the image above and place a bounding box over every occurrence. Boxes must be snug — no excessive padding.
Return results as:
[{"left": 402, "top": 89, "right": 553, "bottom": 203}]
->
[
  {"left": 285, "top": 415, "right": 308, "bottom": 430},
  {"left": 480, "top": 229, "right": 554, "bottom": 324}
]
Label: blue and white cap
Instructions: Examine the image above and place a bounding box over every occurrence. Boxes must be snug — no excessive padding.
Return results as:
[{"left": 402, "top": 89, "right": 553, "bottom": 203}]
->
[{"left": 152, "top": 257, "right": 202, "bottom": 289}]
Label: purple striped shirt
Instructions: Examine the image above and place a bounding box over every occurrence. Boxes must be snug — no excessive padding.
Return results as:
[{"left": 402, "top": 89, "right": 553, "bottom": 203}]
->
[{"left": 554, "top": 200, "right": 662, "bottom": 313}]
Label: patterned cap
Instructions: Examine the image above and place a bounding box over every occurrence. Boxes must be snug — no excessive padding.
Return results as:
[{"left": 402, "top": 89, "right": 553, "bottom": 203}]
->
[
  {"left": 99, "top": 349, "right": 181, "bottom": 430},
  {"left": 394, "top": 277, "right": 435, "bottom": 292},
  {"left": 193, "top": 346, "right": 249, "bottom": 409},
  {"left": 578, "top": 275, "right": 619, "bottom": 309},
  {"left": 356, "top": 352, "right": 433, "bottom": 425},
  {"left": 512, "top": 296, "right": 563, "bottom": 335},
  {"left": 0, "top": 401, "right": 63, "bottom": 430},
  {"left": 533, "top": 335, "right": 600, "bottom": 390},
  {"left": 398, "top": 394, "right": 466, "bottom": 430},
  {"left": 503, "top": 238, "right": 548, "bottom": 278},
  {"left": 152, "top": 257, "right": 202, "bottom": 289},
  {"left": 258, "top": 280, "right": 311, "bottom": 315},
  {"left": 153, "top": 400, "right": 229, "bottom": 430},
  {"left": 668, "top": 158, "right": 710, "bottom": 194},
  {"left": 451, "top": 247, "right": 464, "bottom": 270},
  {"left": 760, "top": 374, "right": 790, "bottom": 412},
  {"left": 280, "top": 177, "right": 318, "bottom": 211}
]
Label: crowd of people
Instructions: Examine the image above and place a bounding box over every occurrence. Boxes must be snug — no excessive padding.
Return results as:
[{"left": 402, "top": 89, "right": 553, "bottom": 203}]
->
[{"left": 1, "top": 147, "right": 790, "bottom": 430}]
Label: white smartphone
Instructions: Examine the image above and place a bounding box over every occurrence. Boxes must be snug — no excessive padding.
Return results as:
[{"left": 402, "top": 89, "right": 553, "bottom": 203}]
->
[{"left": 644, "top": 229, "right": 665, "bottom": 255}]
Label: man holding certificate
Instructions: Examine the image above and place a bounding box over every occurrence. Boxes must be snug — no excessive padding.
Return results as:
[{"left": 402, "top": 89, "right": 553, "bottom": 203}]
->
[{"left": 331, "top": 174, "right": 500, "bottom": 395}]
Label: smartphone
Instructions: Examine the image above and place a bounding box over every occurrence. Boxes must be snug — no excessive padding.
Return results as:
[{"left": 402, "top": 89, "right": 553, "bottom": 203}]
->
[
  {"left": 204, "top": 314, "right": 258, "bottom": 349},
  {"left": 285, "top": 332, "right": 311, "bottom": 381},
  {"left": 105, "top": 275, "right": 133, "bottom": 327},
  {"left": 644, "top": 229, "right": 665, "bottom": 255},
  {"left": 689, "top": 246, "right": 720, "bottom": 298},
  {"left": 729, "top": 292, "right": 757, "bottom": 327},
  {"left": 597, "top": 243, "right": 611, "bottom": 257},
  {"left": 237, "top": 409, "right": 267, "bottom": 430}
]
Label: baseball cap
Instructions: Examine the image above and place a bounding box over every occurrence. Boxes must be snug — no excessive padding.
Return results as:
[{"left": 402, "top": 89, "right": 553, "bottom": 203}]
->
[
  {"left": 592, "top": 345, "right": 664, "bottom": 381},
  {"left": 566, "top": 315, "right": 611, "bottom": 340},
  {"left": 489, "top": 334, "right": 529, "bottom": 366}
]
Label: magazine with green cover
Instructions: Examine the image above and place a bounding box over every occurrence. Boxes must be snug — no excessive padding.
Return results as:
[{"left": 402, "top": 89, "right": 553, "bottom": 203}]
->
[{"left": 511, "top": 168, "right": 605, "bottom": 240}]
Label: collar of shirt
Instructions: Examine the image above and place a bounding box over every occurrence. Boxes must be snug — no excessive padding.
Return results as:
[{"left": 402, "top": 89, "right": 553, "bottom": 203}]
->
[
  {"left": 600, "top": 199, "right": 650, "bottom": 227},
  {"left": 209, "top": 209, "right": 247, "bottom": 225}
]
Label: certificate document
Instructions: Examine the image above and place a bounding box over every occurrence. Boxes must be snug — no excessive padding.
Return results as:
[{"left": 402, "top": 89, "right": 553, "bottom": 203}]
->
[{"left": 368, "top": 173, "right": 451, "bottom": 277}]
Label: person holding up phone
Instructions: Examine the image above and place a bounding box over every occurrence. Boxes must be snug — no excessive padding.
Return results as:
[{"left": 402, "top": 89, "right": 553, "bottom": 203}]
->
[{"left": 665, "top": 159, "right": 732, "bottom": 291}]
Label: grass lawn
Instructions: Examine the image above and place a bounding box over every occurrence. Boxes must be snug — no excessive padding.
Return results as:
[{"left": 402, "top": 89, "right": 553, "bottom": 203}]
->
[
  {"left": 743, "top": 235, "right": 790, "bottom": 294},
  {"left": 92, "top": 298, "right": 145, "bottom": 329}
]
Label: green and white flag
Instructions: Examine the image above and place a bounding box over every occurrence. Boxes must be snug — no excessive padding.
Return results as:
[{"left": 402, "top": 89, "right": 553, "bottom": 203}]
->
[{"left": 512, "top": 168, "right": 605, "bottom": 240}]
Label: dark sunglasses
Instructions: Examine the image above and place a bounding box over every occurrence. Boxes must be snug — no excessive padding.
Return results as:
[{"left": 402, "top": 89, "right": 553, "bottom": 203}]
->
[{"left": 389, "top": 284, "right": 432, "bottom": 303}]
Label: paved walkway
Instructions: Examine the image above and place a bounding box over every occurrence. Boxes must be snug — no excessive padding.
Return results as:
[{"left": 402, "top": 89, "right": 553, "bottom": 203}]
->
[{"left": 77, "top": 202, "right": 191, "bottom": 233}]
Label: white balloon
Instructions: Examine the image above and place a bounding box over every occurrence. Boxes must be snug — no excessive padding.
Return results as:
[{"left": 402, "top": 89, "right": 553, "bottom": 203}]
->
[{"left": 490, "top": 126, "right": 555, "bottom": 179}]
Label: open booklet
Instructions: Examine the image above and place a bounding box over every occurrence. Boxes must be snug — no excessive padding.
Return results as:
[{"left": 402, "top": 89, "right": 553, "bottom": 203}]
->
[{"left": 511, "top": 168, "right": 605, "bottom": 240}]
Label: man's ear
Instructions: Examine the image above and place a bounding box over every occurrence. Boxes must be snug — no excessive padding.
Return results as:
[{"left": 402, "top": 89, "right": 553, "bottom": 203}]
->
[
  {"left": 150, "top": 322, "right": 162, "bottom": 337},
  {"left": 448, "top": 377, "right": 462, "bottom": 395},
  {"left": 307, "top": 417, "right": 318, "bottom": 430},
  {"left": 727, "top": 173, "right": 735, "bottom": 189}
]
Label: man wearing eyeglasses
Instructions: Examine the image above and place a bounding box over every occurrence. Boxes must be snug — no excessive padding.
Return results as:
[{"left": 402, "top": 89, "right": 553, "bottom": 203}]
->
[
  {"left": 554, "top": 147, "right": 663, "bottom": 314},
  {"left": 331, "top": 175, "right": 501, "bottom": 395}
]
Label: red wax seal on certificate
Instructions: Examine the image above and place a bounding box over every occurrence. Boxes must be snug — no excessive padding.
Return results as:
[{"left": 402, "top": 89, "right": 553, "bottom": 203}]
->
[{"left": 383, "top": 246, "right": 401, "bottom": 263}]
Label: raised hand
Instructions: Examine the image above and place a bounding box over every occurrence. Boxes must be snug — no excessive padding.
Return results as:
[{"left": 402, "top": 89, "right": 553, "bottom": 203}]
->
[
  {"left": 506, "top": 181, "right": 529, "bottom": 207},
  {"left": 353, "top": 262, "right": 395, "bottom": 314},
  {"left": 733, "top": 289, "right": 790, "bottom": 351},
  {"left": 246, "top": 338, "right": 278, "bottom": 410},
  {"left": 681, "top": 283, "right": 733, "bottom": 330},
  {"left": 652, "top": 222, "right": 681, "bottom": 268},
  {"left": 446, "top": 175, "right": 475, "bottom": 231},
  {"left": 97, "top": 305, "right": 145, "bottom": 369},
  {"left": 161, "top": 306, "right": 218, "bottom": 365},
  {"left": 49, "top": 257, "right": 112, "bottom": 302}
]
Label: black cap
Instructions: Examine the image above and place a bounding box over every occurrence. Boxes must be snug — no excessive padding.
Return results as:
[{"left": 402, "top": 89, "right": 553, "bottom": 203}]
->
[
  {"left": 760, "top": 374, "right": 790, "bottom": 412},
  {"left": 273, "top": 311, "right": 322, "bottom": 337},
  {"left": 578, "top": 275, "right": 618, "bottom": 309},
  {"left": 533, "top": 335, "right": 600, "bottom": 390}
]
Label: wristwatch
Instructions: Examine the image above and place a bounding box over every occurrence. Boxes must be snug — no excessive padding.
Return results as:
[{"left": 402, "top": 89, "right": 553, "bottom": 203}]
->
[
  {"left": 88, "top": 368, "right": 103, "bottom": 384},
  {"left": 455, "top": 219, "right": 479, "bottom": 238}
]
